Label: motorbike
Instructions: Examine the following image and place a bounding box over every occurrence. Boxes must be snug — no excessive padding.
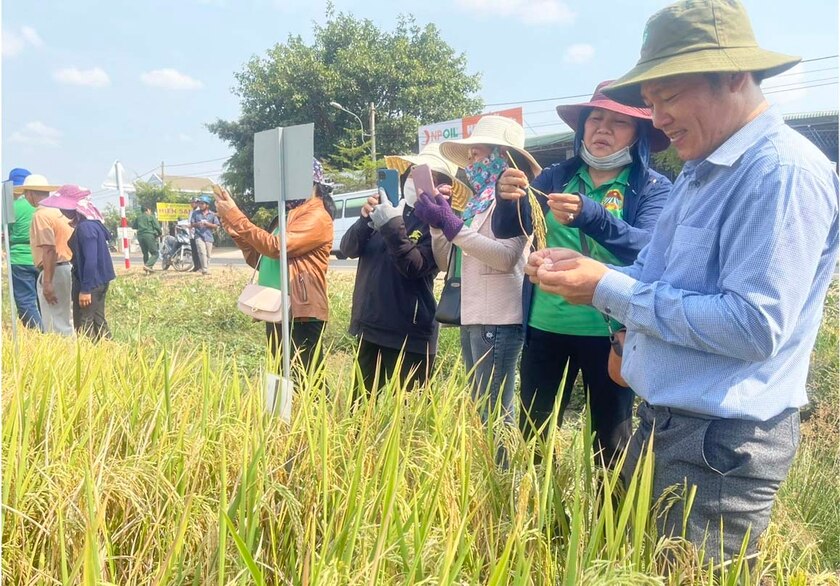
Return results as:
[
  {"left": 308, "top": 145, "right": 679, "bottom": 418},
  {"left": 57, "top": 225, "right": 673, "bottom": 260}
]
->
[{"left": 160, "top": 225, "right": 194, "bottom": 272}]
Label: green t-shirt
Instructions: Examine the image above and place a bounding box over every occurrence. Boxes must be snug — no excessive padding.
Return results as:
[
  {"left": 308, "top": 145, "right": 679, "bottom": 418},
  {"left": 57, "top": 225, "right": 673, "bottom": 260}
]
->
[
  {"left": 9, "top": 196, "right": 36, "bottom": 266},
  {"left": 257, "top": 227, "right": 284, "bottom": 289},
  {"left": 528, "top": 166, "right": 629, "bottom": 336}
]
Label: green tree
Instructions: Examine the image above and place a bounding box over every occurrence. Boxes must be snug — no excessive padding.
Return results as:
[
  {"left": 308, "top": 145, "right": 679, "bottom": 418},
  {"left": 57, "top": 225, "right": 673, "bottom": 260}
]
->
[
  {"left": 651, "top": 146, "right": 685, "bottom": 181},
  {"left": 133, "top": 180, "right": 192, "bottom": 211},
  {"left": 207, "top": 5, "right": 482, "bottom": 205}
]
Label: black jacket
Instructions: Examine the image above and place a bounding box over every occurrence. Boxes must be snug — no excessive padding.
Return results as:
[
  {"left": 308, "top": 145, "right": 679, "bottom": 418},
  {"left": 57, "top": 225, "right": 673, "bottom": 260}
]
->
[{"left": 340, "top": 208, "right": 440, "bottom": 355}]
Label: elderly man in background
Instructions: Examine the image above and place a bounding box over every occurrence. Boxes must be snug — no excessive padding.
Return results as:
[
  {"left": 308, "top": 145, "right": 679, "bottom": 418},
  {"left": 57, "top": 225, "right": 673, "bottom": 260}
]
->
[
  {"left": 525, "top": 0, "right": 838, "bottom": 567},
  {"left": 28, "top": 175, "right": 75, "bottom": 336},
  {"left": 8, "top": 169, "right": 49, "bottom": 330}
]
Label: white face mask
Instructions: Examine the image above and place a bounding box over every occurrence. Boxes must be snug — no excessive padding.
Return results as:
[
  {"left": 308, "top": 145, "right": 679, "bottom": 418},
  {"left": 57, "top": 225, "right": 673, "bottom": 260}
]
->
[
  {"left": 579, "top": 143, "right": 634, "bottom": 170},
  {"left": 402, "top": 178, "right": 418, "bottom": 208}
]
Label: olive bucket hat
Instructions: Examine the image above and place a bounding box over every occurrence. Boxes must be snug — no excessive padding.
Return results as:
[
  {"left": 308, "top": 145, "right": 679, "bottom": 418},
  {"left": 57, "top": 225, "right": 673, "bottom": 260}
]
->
[{"left": 604, "top": 0, "right": 800, "bottom": 107}]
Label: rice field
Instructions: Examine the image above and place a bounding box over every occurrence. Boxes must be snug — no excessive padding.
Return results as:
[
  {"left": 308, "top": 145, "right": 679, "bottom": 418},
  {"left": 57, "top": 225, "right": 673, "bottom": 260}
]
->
[{"left": 2, "top": 267, "right": 838, "bottom": 584}]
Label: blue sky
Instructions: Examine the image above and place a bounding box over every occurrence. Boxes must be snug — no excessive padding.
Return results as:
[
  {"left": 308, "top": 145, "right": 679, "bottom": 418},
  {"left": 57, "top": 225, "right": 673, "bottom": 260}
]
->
[{"left": 2, "top": 0, "right": 837, "bottom": 208}]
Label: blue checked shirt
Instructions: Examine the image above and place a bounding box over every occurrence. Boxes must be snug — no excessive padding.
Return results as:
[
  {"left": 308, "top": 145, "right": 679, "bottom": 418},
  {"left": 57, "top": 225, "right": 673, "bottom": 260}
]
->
[{"left": 593, "top": 108, "right": 839, "bottom": 420}]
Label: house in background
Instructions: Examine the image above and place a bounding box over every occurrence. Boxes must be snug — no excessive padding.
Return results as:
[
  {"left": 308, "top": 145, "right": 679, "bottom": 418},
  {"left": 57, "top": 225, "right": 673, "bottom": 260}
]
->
[{"left": 146, "top": 173, "right": 216, "bottom": 194}]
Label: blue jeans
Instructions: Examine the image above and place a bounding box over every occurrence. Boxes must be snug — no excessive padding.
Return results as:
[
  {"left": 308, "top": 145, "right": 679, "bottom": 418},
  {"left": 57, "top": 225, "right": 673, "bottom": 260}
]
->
[
  {"left": 11, "top": 264, "right": 42, "bottom": 331},
  {"left": 460, "top": 324, "right": 524, "bottom": 426}
]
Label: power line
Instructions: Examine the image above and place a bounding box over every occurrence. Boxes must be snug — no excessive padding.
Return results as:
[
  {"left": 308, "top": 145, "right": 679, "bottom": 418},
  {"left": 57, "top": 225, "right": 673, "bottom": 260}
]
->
[
  {"left": 164, "top": 156, "right": 229, "bottom": 168},
  {"left": 776, "top": 66, "right": 838, "bottom": 79},
  {"left": 763, "top": 77, "right": 838, "bottom": 91},
  {"left": 801, "top": 55, "right": 838, "bottom": 63},
  {"left": 484, "top": 55, "right": 838, "bottom": 109},
  {"left": 764, "top": 80, "right": 838, "bottom": 94}
]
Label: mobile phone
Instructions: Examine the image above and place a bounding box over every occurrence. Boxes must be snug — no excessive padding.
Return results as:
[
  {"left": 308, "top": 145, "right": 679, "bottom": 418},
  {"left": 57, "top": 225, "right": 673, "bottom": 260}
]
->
[
  {"left": 376, "top": 169, "right": 400, "bottom": 206},
  {"left": 410, "top": 164, "right": 436, "bottom": 199}
]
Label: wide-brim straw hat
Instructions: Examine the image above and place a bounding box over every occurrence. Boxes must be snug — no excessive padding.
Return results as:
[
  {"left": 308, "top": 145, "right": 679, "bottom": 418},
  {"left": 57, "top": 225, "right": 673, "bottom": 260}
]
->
[
  {"left": 439, "top": 115, "right": 542, "bottom": 177},
  {"left": 385, "top": 143, "right": 473, "bottom": 212},
  {"left": 39, "top": 184, "right": 92, "bottom": 210},
  {"left": 13, "top": 174, "right": 59, "bottom": 195},
  {"left": 556, "top": 80, "right": 671, "bottom": 152},
  {"left": 604, "top": 0, "right": 800, "bottom": 107}
]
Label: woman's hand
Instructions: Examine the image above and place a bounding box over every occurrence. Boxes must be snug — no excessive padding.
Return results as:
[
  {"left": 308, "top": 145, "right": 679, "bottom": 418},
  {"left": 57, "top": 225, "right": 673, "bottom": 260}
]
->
[
  {"left": 497, "top": 168, "right": 528, "bottom": 200},
  {"left": 79, "top": 292, "right": 92, "bottom": 307},
  {"left": 361, "top": 194, "right": 381, "bottom": 218},
  {"left": 436, "top": 184, "right": 452, "bottom": 201},
  {"left": 547, "top": 193, "right": 583, "bottom": 225},
  {"left": 213, "top": 186, "right": 239, "bottom": 216}
]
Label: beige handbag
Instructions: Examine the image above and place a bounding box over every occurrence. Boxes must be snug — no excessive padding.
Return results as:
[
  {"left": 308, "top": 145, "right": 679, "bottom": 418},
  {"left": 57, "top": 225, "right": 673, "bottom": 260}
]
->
[{"left": 237, "top": 257, "right": 284, "bottom": 322}]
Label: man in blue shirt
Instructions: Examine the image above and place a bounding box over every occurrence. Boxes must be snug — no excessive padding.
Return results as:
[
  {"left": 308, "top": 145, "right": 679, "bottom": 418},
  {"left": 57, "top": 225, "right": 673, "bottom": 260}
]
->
[
  {"left": 189, "top": 195, "right": 220, "bottom": 275},
  {"left": 521, "top": 0, "right": 839, "bottom": 566}
]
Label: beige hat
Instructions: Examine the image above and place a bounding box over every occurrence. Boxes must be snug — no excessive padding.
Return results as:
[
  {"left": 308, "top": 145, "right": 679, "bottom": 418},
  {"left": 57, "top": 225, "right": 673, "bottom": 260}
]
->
[
  {"left": 13, "top": 174, "right": 59, "bottom": 195},
  {"left": 439, "top": 115, "right": 542, "bottom": 176},
  {"left": 385, "top": 143, "right": 473, "bottom": 212}
]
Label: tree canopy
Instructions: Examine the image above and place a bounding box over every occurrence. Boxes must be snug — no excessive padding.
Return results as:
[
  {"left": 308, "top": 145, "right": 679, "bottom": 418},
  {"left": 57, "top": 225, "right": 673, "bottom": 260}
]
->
[{"left": 208, "top": 6, "right": 483, "bottom": 202}]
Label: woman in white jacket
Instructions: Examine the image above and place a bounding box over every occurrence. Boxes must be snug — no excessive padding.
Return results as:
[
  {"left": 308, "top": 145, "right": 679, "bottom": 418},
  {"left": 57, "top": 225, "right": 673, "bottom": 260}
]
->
[{"left": 414, "top": 116, "right": 541, "bottom": 432}]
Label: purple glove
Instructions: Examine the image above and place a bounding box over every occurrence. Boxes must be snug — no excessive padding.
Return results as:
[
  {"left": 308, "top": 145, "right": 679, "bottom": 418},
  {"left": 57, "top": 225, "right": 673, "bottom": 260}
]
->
[{"left": 414, "top": 192, "right": 463, "bottom": 241}]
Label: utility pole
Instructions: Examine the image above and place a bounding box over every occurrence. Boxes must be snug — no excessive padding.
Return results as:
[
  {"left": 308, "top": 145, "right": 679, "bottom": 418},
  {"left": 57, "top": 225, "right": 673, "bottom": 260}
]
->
[
  {"left": 161, "top": 161, "right": 165, "bottom": 183},
  {"left": 369, "top": 102, "right": 376, "bottom": 166}
]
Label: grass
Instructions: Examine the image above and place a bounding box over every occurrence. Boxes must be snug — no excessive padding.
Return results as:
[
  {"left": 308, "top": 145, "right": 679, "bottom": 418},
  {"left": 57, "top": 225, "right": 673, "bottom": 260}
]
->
[{"left": 2, "top": 267, "right": 838, "bottom": 584}]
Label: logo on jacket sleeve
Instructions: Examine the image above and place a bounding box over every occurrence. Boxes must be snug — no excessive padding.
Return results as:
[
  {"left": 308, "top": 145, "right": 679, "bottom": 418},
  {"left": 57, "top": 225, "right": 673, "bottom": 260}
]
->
[{"left": 408, "top": 229, "right": 423, "bottom": 243}]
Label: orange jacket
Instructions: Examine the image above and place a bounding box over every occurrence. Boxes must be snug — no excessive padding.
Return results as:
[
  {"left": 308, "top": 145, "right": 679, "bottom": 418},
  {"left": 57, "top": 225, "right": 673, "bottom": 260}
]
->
[{"left": 220, "top": 198, "right": 334, "bottom": 321}]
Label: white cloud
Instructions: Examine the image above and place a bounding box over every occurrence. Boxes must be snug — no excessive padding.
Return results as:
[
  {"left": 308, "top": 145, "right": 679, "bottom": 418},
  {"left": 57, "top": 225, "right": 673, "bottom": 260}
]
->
[
  {"left": 140, "top": 68, "right": 203, "bottom": 90},
  {"left": 20, "top": 26, "right": 44, "bottom": 48},
  {"left": 54, "top": 67, "right": 111, "bottom": 88},
  {"left": 564, "top": 43, "right": 595, "bottom": 64},
  {"left": 2, "top": 25, "right": 43, "bottom": 57},
  {"left": 9, "top": 121, "right": 62, "bottom": 147},
  {"left": 455, "top": 0, "right": 574, "bottom": 25}
]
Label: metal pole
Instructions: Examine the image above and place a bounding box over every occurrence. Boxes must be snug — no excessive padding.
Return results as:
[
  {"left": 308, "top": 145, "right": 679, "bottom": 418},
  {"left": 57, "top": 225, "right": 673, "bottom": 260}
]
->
[
  {"left": 115, "top": 161, "right": 131, "bottom": 269},
  {"left": 369, "top": 102, "right": 376, "bottom": 166},
  {"left": 3, "top": 221, "right": 18, "bottom": 346},
  {"left": 277, "top": 177, "right": 292, "bottom": 395}
]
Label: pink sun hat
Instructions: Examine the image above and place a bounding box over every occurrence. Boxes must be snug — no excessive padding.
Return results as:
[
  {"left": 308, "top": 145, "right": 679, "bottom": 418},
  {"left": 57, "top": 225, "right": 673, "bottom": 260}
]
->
[
  {"left": 39, "top": 184, "right": 92, "bottom": 210},
  {"left": 555, "top": 80, "right": 670, "bottom": 152},
  {"left": 39, "top": 184, "right": 104, "bottom": 221}
]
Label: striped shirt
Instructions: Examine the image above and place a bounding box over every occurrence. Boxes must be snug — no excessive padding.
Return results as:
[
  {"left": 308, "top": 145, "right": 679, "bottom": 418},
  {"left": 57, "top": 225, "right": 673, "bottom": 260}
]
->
[{"left": 593, "top": 107, "right": 839, "bottom": 420}]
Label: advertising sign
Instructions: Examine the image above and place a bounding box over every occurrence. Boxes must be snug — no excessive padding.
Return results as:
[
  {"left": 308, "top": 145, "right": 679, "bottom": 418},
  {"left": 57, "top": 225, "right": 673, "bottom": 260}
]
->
[
  {"left": 418, "top": 107, "right": 524, "bottom": 149},
  {"left": 155, "top": 202, "right": 193, "bottom": 221}
]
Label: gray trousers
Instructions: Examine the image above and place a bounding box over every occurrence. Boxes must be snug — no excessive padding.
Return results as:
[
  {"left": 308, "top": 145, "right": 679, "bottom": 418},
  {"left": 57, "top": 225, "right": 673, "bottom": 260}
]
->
[
  {"left": 195, "top": 239, "right": 213, "bottom": 272},
  {"left": 37, "top": 263, "right": 74, "bottom": 336},
  {"left": 622, "top": 402, "right": 799, "bottom": 564}
]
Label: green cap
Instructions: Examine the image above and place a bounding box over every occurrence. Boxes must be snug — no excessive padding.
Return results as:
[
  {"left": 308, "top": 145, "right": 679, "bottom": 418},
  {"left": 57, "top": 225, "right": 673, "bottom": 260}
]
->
[{"left": 604, "top": 0, "right": 800, "bottom": 107}]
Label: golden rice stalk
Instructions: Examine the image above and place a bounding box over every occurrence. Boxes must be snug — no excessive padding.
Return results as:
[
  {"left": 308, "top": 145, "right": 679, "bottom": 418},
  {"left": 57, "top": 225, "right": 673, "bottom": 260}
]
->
[{"left": 505, "top": 153, "right": 547, "bottom": 250}]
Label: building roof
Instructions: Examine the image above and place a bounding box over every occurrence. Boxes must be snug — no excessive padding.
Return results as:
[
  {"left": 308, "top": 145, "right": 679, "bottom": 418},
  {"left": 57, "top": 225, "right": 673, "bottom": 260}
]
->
[
  {"left": 782, "top": 110, "right": 838, "bottom": 123},
  {"left": 525, "top": 130, "right": 574, "bottom": 151},
  {"left": 148, "top": 173, "right": 215, "bottom": 193}
]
